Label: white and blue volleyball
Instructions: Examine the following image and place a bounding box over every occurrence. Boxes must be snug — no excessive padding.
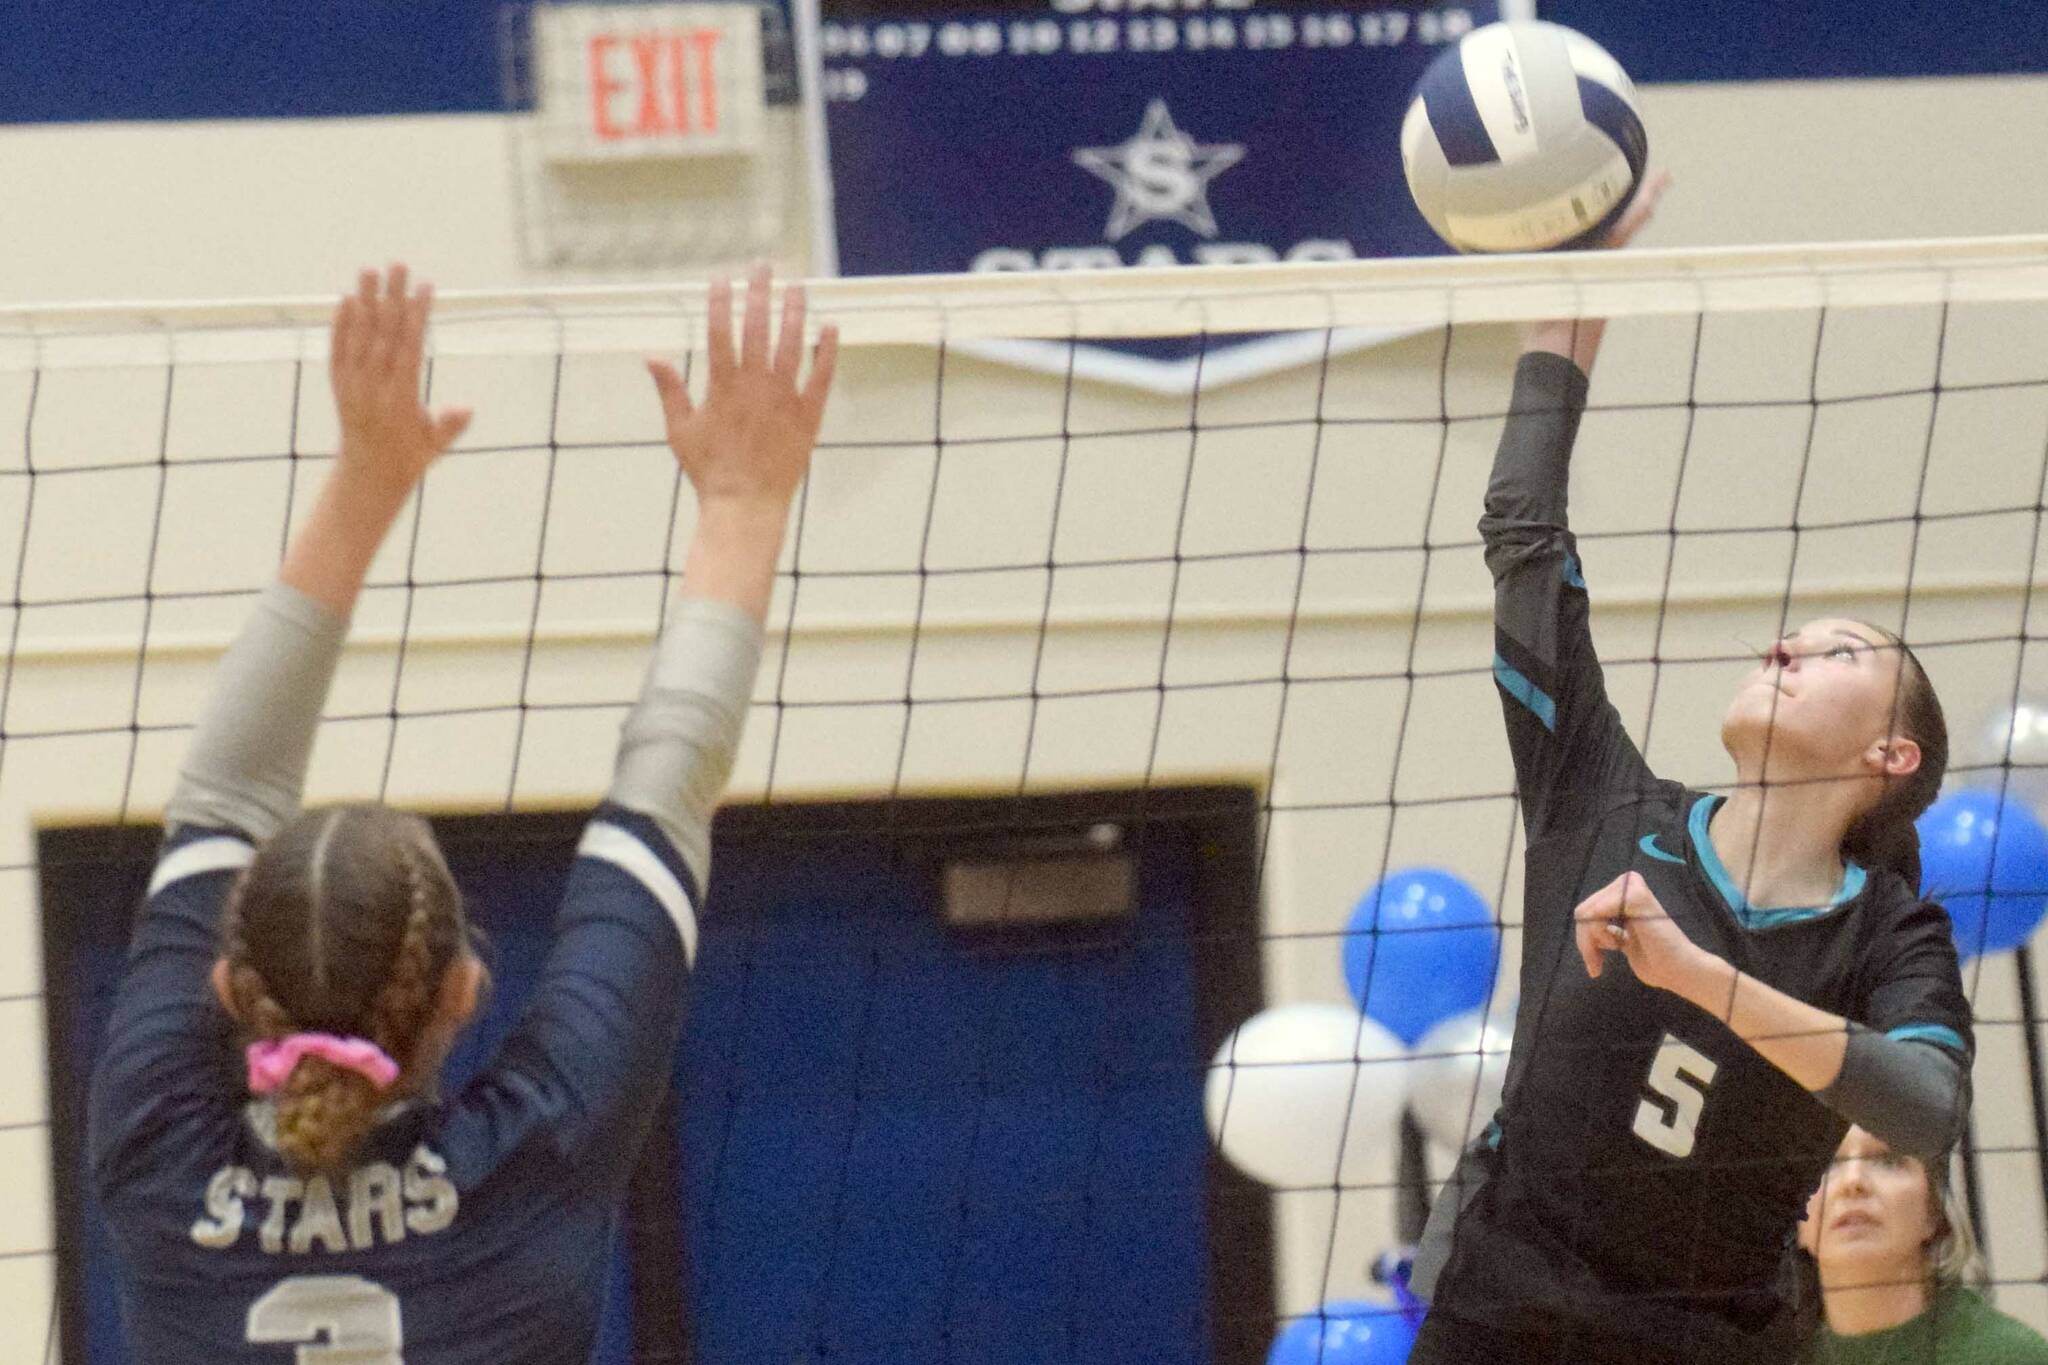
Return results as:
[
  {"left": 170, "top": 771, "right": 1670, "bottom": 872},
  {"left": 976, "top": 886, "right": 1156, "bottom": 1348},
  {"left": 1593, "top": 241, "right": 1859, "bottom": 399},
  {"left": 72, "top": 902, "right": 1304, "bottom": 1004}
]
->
[{"left": 1401, "top": 21, "right": 1647, "bottom": 253}]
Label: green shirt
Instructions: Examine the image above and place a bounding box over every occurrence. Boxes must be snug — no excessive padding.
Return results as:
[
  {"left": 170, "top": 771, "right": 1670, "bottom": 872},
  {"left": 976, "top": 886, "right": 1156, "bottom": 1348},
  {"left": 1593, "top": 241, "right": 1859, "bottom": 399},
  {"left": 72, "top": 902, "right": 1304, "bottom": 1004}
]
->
[{"left": 1803, "top": 1285, "right": 2048, "bottom": 1364}]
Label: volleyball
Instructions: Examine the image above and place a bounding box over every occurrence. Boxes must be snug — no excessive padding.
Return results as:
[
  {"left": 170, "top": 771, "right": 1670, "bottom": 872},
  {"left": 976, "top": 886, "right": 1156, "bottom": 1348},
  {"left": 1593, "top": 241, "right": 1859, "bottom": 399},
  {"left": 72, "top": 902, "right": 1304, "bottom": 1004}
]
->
[{"left": 1400, "top": 20, "right": 1647, "bottom": 253}]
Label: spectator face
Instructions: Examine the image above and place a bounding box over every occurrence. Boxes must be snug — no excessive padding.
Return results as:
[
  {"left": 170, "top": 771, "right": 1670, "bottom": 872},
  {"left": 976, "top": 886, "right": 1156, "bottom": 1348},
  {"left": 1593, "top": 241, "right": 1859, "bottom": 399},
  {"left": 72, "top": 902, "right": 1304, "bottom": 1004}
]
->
[{"left": 1799, "top": 1125, "right": 1940, "bottom": 1288}]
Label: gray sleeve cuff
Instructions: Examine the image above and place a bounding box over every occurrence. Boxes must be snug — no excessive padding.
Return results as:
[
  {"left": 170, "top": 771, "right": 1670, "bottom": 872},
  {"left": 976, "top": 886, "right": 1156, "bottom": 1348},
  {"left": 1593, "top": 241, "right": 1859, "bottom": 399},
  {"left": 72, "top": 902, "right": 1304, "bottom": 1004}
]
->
[
  {"left": 165, "top": 581, "right": 347, "bottom": 841},
  {"left": 607, "top": 596, "right": 766, "bottom": 892},
  {"left": 1816, "top": 1025, "right": 1970, "bottom": 1159}
]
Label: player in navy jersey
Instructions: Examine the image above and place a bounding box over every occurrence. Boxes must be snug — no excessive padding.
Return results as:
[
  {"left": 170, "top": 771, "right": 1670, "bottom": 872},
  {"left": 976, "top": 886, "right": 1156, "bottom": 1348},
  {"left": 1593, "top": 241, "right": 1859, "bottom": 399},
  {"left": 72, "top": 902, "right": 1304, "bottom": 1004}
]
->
[
  {"left": 87, "top": 262, "right": 837, "bottom": 1363},
  {"left": 1408, "top": 180, "right": 1975, "bottom": 1365}
]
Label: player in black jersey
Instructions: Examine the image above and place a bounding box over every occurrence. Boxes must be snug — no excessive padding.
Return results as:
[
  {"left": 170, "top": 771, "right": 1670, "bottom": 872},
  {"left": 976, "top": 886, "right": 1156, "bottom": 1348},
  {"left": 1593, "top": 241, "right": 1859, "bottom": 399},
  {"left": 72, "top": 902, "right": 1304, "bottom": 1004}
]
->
[
  {"left": 1408, "top": 182, "right": 1974, "bottom": 1365},
  {"left": 87, "top": 264, "right": 836, "bottom": 1363}
]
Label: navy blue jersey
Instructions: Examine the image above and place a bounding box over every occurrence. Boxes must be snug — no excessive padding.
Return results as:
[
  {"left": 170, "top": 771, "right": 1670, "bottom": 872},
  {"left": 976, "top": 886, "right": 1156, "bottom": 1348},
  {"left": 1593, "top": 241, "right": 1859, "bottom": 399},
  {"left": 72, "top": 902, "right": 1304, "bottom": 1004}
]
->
[
  {"left": 1430, "top": 353, "right": 1973, "bottom": 1363},
  {"left": 86, "top": 803, "right": 698, "bottom": 1365}
]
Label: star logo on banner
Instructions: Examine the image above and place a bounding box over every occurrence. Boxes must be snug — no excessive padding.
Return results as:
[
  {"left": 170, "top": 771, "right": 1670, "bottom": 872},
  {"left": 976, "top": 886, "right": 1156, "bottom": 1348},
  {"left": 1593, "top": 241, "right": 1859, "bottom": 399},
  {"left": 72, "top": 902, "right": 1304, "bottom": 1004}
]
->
[{"left": 1071, "top": 99, "right": 1246, "bottom": 242}]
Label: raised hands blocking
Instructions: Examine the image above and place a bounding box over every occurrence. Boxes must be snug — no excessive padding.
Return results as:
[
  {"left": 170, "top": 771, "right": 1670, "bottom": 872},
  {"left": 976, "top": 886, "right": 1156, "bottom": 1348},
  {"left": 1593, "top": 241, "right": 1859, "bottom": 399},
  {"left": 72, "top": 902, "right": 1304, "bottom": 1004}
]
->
[
  {"left": 646, "top": 265, "right": 839, "bottom": 514},
  {"left": 329, "top": 264, "right": 473, "bottom": 508}
]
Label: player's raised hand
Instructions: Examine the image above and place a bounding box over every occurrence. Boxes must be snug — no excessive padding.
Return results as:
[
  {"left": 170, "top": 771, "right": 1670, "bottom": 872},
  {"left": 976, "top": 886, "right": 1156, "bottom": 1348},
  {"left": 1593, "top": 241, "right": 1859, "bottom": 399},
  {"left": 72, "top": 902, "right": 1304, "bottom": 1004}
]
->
[
  {"left": 1573, "top": 870, "right": 1704, "bottom": 992},
  {"left": 282, "top": 267, "right": 472, "bottom": 615},
  {"left": 1598, "top": 170, "right": 1672, "bottom": 250},
  {"left": 1520, "top": 172, "right": 1673, "bottom": 367},
  {"left": 330, "top": 264, "right": 472, "bottom": 507},
  {"left": 646, "top": 264, "right": 838, "bottom": 513}
]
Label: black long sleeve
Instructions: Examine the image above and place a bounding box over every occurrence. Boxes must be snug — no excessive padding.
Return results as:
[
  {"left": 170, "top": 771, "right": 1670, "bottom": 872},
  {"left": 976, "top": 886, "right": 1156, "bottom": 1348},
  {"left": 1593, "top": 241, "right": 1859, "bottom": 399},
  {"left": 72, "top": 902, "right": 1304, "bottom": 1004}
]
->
[{"left": 1481, "top": 351, "right": 1654, "bottom": 840}]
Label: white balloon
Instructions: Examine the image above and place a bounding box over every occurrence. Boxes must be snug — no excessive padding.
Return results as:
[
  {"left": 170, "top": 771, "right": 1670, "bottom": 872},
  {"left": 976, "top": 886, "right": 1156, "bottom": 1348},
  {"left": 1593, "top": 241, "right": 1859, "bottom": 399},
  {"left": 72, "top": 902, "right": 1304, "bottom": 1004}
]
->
[
  {"left": 1979, "top": 700, "right": 2048, "bottom": 811},
  {"left": 1204, "top": 1003, "right": 1408, "bottom": 1189},
  {"left": 1406, "top": 1002, "right": 1516, "bottom": 1153}
]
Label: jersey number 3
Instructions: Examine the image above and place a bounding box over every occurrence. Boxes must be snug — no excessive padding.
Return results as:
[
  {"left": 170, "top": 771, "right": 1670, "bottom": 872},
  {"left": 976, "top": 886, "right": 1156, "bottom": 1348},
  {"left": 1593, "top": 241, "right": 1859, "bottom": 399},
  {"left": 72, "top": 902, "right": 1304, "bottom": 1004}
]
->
[
  {"left": 248, "top": 1275, "right": 403, "bottom": 1364},
  {"left": 1632, "top": 1033, "right": 1718, "bottom": 1159}
]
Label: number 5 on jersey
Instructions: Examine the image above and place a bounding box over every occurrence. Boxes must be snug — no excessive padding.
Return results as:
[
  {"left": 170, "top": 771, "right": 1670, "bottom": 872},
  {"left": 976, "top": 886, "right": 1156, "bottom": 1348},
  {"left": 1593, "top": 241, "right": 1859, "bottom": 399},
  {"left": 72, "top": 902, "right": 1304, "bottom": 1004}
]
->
[{"left": 1633, "top": 1033, "right": 1718, "bottom": 1159}]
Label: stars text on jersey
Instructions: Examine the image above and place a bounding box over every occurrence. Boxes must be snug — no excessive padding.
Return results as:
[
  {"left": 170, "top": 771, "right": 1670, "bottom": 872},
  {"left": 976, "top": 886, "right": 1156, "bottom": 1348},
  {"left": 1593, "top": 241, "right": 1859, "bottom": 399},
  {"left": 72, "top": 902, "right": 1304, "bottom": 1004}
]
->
[{"left": 189, "top": 1144, "right": 458, "bottom": 1254}]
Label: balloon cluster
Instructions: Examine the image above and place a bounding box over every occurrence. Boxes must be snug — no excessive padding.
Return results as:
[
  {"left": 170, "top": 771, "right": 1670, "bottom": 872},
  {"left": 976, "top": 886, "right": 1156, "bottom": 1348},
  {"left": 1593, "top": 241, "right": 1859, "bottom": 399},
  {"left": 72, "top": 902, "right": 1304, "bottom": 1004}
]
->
[
  {"left": 1204, "top": 869, "right": 1507, "bottom": 1186},
  {"left": 1205, "top": 868, "right": 1510, "bottom": 1361}
]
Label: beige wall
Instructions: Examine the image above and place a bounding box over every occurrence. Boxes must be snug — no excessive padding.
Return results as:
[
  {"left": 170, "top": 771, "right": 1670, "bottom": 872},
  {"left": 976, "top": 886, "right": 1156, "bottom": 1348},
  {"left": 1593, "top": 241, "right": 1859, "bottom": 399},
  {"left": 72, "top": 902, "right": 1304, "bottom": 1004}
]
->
[
  {"left": 0, "top": 77, "right": 2046, "bottom": 301},
  {"left": 0, "top": 70, "right": 2045, "bottom": 1360}
]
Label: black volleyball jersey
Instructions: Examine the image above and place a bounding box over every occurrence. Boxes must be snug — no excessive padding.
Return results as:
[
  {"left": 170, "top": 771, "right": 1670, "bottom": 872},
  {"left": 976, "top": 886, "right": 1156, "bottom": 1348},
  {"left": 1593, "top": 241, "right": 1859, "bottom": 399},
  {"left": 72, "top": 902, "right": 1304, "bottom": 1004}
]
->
[
  {"left": 1432, "top": 353, "right": 1973, "bottom": 1361},
  {"left": 87, "top": 805, "right": 699, "bottom": 1365}
]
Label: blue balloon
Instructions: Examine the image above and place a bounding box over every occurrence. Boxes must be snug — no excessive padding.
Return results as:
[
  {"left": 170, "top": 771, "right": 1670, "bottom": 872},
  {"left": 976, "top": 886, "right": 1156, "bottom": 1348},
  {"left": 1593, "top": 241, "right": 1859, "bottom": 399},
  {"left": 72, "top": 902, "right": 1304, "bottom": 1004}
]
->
[
  {"left": 1268, "top": 1300, "right": 1418, "bottom": 1365},
  {"left": 1917, "top": 788, "right": 2048, "bottom": 958},
  {"left": 1343, "top": 868, "right": 1499, "bottom": 1046}
]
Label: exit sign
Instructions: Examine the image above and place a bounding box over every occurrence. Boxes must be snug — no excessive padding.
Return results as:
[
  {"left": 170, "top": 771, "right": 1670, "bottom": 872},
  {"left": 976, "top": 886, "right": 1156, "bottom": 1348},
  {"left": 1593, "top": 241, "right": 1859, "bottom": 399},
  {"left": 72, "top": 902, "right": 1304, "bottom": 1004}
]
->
[{"left": 534, "top": 3, "right": 767, "bottom": 160}]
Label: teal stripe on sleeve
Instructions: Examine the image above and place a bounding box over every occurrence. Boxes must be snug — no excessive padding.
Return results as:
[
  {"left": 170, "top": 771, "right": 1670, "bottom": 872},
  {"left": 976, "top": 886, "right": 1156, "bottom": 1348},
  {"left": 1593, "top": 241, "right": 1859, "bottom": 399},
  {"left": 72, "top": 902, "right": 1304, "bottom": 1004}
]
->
[
  {"left": 1492, "top": 655, "right": 1557, "bottom": 732},
  {"left": 1886, "top": 1023, "right": 1968, "bottom": 1054}
]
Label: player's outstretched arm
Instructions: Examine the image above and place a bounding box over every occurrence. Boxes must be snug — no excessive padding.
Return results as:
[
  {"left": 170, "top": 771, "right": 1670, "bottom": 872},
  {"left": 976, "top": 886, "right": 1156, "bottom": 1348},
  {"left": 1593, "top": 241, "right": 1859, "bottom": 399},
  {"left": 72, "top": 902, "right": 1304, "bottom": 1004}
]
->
[
  {"left": 166, "top": 265, "right": 469, "bottom": 841},
  {"left": 1518, "top": 171, "right": 1670, "bottom": 372},
  {"left": 479, "top": 270, "right": 839, "bottom": 1168},
  {"left": 1482, "top": 177, "right": 1669, "bottom": 841},
  {"left": 609, "top": 266, "right": 839, "bottom": 891}
]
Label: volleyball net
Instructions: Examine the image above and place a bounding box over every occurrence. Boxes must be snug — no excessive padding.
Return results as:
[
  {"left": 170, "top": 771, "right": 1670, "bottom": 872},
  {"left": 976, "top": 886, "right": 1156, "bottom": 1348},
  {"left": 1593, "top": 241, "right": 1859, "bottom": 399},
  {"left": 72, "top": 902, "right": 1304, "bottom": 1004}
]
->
[{"left": 7, "top": 238, "right": 2048, "bottom": 1360}]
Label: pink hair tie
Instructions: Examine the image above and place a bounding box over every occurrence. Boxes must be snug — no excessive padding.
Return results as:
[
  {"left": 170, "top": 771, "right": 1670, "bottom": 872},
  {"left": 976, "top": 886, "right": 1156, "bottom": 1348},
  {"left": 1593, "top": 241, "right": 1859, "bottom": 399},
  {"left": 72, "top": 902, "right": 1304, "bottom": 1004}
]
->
[{"left": 246, "top": 1033, "right": 401, "bottom": 1096}]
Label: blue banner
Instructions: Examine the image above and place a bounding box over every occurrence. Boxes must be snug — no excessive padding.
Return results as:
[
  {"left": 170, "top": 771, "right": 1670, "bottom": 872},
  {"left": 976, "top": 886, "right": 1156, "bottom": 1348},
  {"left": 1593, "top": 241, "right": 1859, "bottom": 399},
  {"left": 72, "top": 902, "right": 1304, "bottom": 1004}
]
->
[
  {"left": 0, "top": 2, "right": 2040, "bottom": 127},
  {"left": 814, "top": 1, "right": 1502, "bottom": 277},
  {"left": 0, "top": 2, "right": 509, "bottom": 124},
  {"left": 1545, "top": 0, "right": 2047, "bottom": 84}
]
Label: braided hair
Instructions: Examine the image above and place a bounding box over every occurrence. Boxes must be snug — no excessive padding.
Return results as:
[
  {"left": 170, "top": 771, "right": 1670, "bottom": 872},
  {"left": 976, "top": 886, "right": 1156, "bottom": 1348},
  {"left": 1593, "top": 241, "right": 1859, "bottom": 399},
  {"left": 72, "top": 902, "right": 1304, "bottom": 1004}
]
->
[{"left": 221, "top": 804, "right": 464, "bottom": 1174}]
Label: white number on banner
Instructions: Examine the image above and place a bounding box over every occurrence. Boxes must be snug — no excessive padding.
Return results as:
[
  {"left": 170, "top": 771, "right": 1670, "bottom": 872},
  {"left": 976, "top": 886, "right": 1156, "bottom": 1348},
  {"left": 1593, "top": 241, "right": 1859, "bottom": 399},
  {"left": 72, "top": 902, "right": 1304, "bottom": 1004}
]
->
[
  {"left": 1631, "top": 1034, "right": 1719, "bottom": 1159},
  {"left": 820, "top": 68, "right": 868, "bottom": 102},
  {"left": 247, "top": 1275, "right": 403, "bottom": 1364},
  {"left": 1418, "top": 8, "right": 1475, "bottom": 43},
  {"left": 1360, "top": 11, "right": 1409, "bottom": 45}
]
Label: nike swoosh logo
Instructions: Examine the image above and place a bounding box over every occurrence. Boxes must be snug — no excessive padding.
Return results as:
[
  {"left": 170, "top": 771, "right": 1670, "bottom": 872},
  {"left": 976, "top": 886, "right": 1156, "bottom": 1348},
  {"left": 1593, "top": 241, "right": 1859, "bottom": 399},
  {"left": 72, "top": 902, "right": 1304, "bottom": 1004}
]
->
[{"left": 1638, "top": 833, "right": 1685, "bottom": 866}]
